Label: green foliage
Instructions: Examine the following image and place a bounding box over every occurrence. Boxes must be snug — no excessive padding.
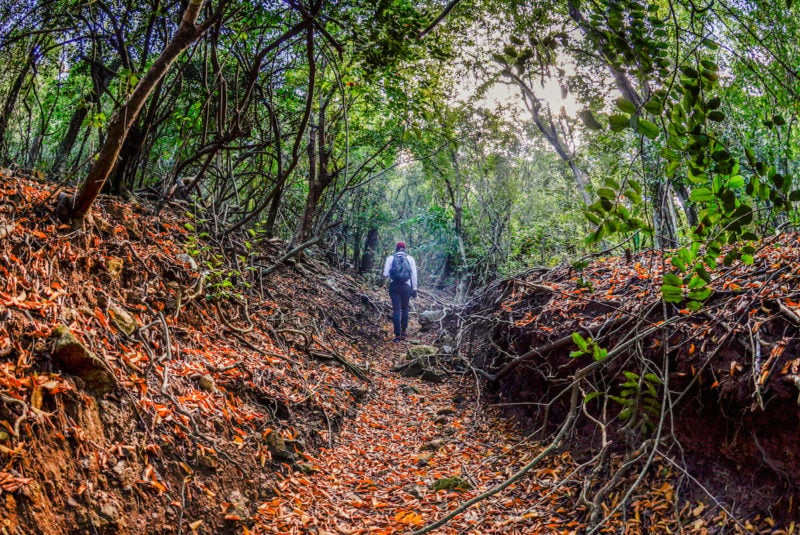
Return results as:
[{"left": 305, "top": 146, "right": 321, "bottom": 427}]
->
[
  {"left": 570, "top": 333, "right": 608, "bottom": 361},
  {"left": 584, "top": 177, "right": 651, "bottom": 246},
  {"left": 184, "top": 214, "right": 252, "bottom": 301},
  {"left": 575, "top": 0, "right": 800, "bottom": 309},
  {"left": 608, "top": 371, "right": 662, "bottom": 434}
]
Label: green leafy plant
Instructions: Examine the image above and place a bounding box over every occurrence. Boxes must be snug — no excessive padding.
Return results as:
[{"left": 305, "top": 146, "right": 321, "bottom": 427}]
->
[
  {"left": 570, "top": 332, "right": 608, "bottom": 361},
  {"left": 609, "top": 371, "right": 662, "bottom": 435},
  {"left": 184, "top": 214, "right": 252, "bottom": 301}
]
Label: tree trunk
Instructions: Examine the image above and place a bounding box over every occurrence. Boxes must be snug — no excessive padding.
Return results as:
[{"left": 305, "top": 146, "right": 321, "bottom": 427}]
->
[
  {"left": 106, "top": 121, "right": 144, "bottom": 195},
  {"left": 504, "top": 70, "right": 593, "bottom": 206},
  {"left": 359, "top": 227, "right": 378, "bottom": 273},
  {"left": 291, "top": 52, "right": 335, "bottom": 248},
  {"left": 51, "top": 57, "right": 117, "bottom": 178},
  {"left": 65, "top": 0, "right": 207, "bottom": 221},
  {"left": 292, "top": 123, "right": 321, "bottom": 247},
  {"left": 0, "top": 55, "right": 35, "bottom": 163},
  {"left": 674, "top": 183, "right": 698, "bottom": 228},
  {"left": 653, "top": 181, "right": 679, "bottom": 249}
]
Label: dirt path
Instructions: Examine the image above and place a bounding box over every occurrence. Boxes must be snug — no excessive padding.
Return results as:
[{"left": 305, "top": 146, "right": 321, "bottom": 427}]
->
[{"left": 250, "top": 337, "right": 582, "bottom": 535}]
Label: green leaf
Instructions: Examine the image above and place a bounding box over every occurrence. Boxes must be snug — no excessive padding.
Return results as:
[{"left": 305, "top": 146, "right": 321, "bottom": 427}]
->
[
  {"left": 773, "top": 114, "right": 786, "bottom": 126},
  {"left": 616, "top": 98, "right": 638, "bottom": 114},
  {"left": 491, "top": 54, "right": 509, "bottom": 65},
  {"left": 688, "top": 275, "right": 706, "bottom": 289},
  {"left": 707, "top": 111, "right": 725, "bottom": 122},
  {"left": 623, "top": 189, "right": 642, "bottom": 203},
  {"left": 726, "top": 175, "right": 745, "bottom": 189},
  {"left": 580, "top": 110, "right": 605, "bottom": 130},
  {"left": 712, "top": 150, "right": 731, "bottom": 162},
  {"left": 572, "top": 332, "right": 589, "bottom": 351},
  {"left": 680, "top": 65, "right": 699, "bottom": 78},
  {"left": 644, "top": 373, "right": 662, "bottom": 385},
  {"left": 608, "top": 114, "right": 630, "bottom": 132},
  {"left": 707, "top": 96, "right": 721, "bottom": 110},
  {"left": 585, "top": 211, "right": 602, "bottom": 225},
  {"left": 584, "top": 392, "right": 602, "bottom": 403},
  {"left": 745, "top": 147, "right": 757, "bottom": 167},
  {"left": 597, "top": 187, "right": 616, "bottom": 200},
  {"left": 623, "top": 371, "right": 639, "bottom": 382},
  {"left": 663, "top": 273, "right": 683, "bottom": 286},
  {"left": 690, "top": 187, "right": 715, "bottom": 202},
  {"left": 686, "top": 300, "right": 703, "bottom": 311},
  {"left": 661, "top": 284, "right": 684, "bottom": 302},
  {"left": 666, "top": 161, "right": 680, "bottom": 178},
  {"left": 688, "top": 287, "right": 712, "bottom": 300},
  {"left": 700, "top": 59, "right": 718, "bottom": 71},
  {"left": 741, "top": 254, "right": 754, "bottom": 265},
  {"left": 643, "top": 99, "right": 662, "bottom": 114},
  {"left": 638, "top": 119, "right": 659, "bottom": 139}
]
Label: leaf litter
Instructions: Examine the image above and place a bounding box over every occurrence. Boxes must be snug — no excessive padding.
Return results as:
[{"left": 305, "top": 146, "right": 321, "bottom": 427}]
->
[{"left": 0, "top": 169, "right": 791, "bottom": 534}]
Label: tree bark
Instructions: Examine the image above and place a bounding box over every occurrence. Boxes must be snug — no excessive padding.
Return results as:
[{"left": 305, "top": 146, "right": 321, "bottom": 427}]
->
[
  {"left": 359, "top": 227, "right": 378, "bottom": 273},
  {"left": 674, "top": 182, "right": 698, "bottom": 228},
  {"left": 51, "top": 54, "right": 118, "bottom": 177},
  {"left": 65, "top": 0, "right": 207, "bottom": 221},
  {"left": 653, "top": 180, "right": 679, "bottom": 249},
  {"left": 0, "top": 52, "right": 36, "bottom": 163}
]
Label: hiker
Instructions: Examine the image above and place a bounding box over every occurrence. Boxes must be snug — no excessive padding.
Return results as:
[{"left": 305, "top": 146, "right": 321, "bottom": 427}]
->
[{"left": 383, "top": 241, "right": 418, "bottom": 342}]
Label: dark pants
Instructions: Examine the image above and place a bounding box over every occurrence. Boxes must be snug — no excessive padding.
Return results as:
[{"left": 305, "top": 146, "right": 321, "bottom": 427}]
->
[{"left": 389, "top": 282, "right": 412, "bottom": 337}]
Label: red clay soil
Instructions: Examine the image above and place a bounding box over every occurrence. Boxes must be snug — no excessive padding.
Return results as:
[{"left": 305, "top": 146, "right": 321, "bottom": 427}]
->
[{"left": 468, "top": 242, "right": 800, "bottom": 529}]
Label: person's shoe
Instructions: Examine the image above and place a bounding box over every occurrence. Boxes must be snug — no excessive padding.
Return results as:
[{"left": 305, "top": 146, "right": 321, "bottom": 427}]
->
[
  {"left": 393, "top": 336, "right": 402, "bottom": 343},
  {"left": 400, "top": 331, "right": 407, "bottom": 340}
]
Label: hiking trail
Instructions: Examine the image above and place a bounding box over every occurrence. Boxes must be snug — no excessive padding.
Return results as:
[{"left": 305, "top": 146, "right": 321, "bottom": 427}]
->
[{"left": 250, "top": 333, "right": 581, "bottom": 535}]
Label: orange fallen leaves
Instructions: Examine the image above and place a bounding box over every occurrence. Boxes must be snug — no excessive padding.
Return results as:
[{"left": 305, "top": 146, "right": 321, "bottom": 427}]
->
[{"left": 394, "top": 510, "right": 425, "bottom": 526}]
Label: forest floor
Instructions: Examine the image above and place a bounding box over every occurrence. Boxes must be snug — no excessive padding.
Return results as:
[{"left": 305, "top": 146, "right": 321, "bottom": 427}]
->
[
  {"left": 0, "top": 169, "right": 795, "bottom": 534},
  {"left": 249, "top": 332, "right": 587, "bottom": 535}
]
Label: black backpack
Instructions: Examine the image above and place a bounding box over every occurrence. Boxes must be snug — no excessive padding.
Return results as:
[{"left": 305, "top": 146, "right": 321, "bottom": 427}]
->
[{"left": 389, "top": 253, "right": 411, "bottom": 283}]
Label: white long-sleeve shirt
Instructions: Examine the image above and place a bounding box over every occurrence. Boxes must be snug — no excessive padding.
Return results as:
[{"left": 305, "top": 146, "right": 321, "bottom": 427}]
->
[{"left": 383, "top": 252, "right": 418, "bottom": 290}]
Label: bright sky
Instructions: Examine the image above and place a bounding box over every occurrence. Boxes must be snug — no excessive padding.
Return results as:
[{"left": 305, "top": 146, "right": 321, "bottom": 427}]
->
[{"left": 480, "top": 75, "right": 582, "bottom": 116}]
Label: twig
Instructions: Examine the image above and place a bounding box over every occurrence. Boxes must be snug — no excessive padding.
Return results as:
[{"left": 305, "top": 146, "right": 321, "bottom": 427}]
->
[
  {"left": 654, "top": 447, "right": 747, "bottom": 531},
  {"left": 777, "top": 299, "right": 800, "bottom": 326},
  {"left": 411, "top": 384, "right": 580, "bottom": 535},
  {"left": 478, "top": 316, "right": 631, "bottom": 382},
  {"left": 259, "top": 235, "right": 322, "bottom": 277},
  {"left": 214, "top": 300, "right": 254, "bottom": 334},
  {"left": 0, "top": 394, "right": 28, "bottom": 437},
  {"left": 176, "top": 475, "right": 189, "bottom": 535}
]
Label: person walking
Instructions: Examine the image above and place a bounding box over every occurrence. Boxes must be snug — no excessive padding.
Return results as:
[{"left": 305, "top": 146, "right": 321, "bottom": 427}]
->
[{"left": 383, "top": 241, "right": 418, "bottom": 342}]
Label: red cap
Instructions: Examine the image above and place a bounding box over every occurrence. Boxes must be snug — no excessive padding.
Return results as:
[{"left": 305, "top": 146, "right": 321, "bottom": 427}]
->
[{"left": 396, "top": 241, "right": 406, "bottom": 250}]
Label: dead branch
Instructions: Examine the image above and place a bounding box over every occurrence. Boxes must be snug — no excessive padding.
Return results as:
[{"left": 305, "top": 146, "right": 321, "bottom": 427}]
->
[
  {"left": 411, "top": 383, "right": 580, "bottom": 535},
  {"left": 259, "top": 235, "right": 322, "bottom": 277},
  {"left": 214, "top": 300, "right": 254, "bottom": 334},
  {"left": 0, "top": 394, "right": 28, "bottom": 437},
  {"left": 477, "top": 316, "right": 631, "bottom": 382}
]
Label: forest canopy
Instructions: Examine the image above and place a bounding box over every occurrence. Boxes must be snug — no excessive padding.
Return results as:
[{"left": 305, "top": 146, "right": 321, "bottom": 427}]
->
[{"left": 0, "top": 0, "right": 797, "bottom": 292}]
